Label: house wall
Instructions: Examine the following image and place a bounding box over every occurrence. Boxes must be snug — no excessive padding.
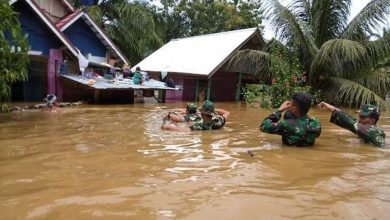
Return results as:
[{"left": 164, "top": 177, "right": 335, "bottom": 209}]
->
[
  {"left": 162, "top": 72, "right": 239, "bottom": 102},
  {"left": 16, "top": 2, "right": 63, "bottom": 56},
  {"left": 34, "top": 0, "right": 69, "bottom": 22},
  {"left": 11, "top": 56, "right": 48, "bottom": 101},
  {"left": 210, "top": 71, "right": 239, "bottom": 101},
  {"left": 63, "top": 19, "right": 106, "bottom": 61}
]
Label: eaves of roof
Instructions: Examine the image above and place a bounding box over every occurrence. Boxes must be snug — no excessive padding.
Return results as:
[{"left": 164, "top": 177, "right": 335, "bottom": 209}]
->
[
  {"left": 56, "top": 11, "right": 129, "bottom": 64},
  {"left": 11, "top": 0, "right": 78, "bottom": 57}
]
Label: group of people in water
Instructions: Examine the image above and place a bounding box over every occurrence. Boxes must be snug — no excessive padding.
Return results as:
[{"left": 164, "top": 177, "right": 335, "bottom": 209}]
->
[
  {"left": 162, "top": 92, "right": 386, "bottom": 148},
  {"left": 42, "top": 91, "right": 385, "bottom": 147}
]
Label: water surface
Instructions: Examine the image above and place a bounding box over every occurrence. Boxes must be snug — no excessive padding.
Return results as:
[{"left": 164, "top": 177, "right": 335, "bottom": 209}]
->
[{"left": 0, "top": 102, "right": 389, "bottom": 219}]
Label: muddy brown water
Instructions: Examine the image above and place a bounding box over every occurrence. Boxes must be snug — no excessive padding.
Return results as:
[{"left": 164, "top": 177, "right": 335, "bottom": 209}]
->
[{"left": 0, "top": 102, "right": 389, "bottom": 220}]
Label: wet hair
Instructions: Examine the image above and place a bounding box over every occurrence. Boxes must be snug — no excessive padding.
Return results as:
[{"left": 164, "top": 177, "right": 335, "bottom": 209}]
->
[
  {"left": 369, "top": 115, "right": 380, "bottom": 124},
  {"left": 292, "top": 92, "right": 312, "bottom": 116}
]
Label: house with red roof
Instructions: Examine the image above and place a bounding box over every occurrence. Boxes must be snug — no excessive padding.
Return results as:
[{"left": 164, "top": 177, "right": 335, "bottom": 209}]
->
[{"left": 10, "top": 0, "right": 129, "bottom": 102}]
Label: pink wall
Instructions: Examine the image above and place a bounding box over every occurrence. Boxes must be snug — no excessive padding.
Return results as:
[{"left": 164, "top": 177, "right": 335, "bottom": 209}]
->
[
  {"left": 165, "top": 78, "right": 183, "bottom": 102},
  {"left": 48, "top": 49, "right": 63, "bottom": 100}
]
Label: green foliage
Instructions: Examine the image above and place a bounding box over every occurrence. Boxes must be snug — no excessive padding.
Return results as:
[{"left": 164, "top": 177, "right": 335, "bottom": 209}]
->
[
  {"left": 0, "top": 1, "right": 29, "bottom": 111},
  {"left": 230, "top": 0, "right": 390, "bottom": 109},
  {"left": 74, "top": 0, "right": 163, "bottom": 64},
  {"left": 155, "top": 0, "right": 263, "bottom": 41},
  {"left": 247, "top": 40, "right": 320, "bottom": 108}
]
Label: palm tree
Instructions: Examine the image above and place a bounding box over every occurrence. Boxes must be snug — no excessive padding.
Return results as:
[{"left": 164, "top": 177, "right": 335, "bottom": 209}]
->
[
  {"left": 82, "top": 0, "right": 163, "bottom": 63},
  {"left": 229, "top": 0, "right": 390, "bottom": 108}
]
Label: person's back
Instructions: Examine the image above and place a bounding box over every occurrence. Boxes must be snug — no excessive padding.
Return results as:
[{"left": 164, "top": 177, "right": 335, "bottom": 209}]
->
[
  {"left": 260, "top": 92, "right": 321, "bottom": 146},
  {"left": 133, "top": 67, "right": 143, "bottom": 85}
]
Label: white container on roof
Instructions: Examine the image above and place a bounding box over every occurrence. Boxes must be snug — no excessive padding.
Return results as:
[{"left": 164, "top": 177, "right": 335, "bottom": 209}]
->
[{"left": 134, "top": 28, "right": 262, "bottom": 77}]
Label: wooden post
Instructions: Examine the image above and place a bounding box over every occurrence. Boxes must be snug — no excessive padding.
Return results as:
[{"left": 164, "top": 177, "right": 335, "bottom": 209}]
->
[
  {"left": 157, "top": 89, "right": 166, "bottom": 103},
  {"left": 94, "top": 89, "right": 100, "bottom": 104},
  {"left": 236, "top": 72, "right": 242, "bottom": 101},
  {"left": 195, "top": 79, "right": 199, "bottom": 102},
  {"left": 206, "top": 78, "right": 212, "bottom": 100}
]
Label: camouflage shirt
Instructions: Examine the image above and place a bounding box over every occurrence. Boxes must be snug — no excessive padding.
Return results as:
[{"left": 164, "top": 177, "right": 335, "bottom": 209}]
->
[
  {"left": 260, "top": 110, "right": 321, "bottom": 146},
  {"left": 184, "top": 113, "right": 202, "bottom": 122},
  {"left": 190, "top": 114, "right": 225, "bottom": 131},
  {"left": 330, "top": 110, "right": 385, "bottom": 147}
]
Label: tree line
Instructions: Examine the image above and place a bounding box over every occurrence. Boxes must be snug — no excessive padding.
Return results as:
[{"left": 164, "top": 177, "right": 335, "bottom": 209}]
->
[{"left": 1, "top": 0, "right": 389, "bottom": 109}]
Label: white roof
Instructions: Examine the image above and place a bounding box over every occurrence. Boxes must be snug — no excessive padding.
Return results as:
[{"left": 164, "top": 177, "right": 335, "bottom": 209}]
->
[{"left": 134, "top": 28, "right": 262, "bottom": 77}]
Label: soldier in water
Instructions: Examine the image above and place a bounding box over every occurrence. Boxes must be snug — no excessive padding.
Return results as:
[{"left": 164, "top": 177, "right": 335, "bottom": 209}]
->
[
  {"left": 318, "top": 101, "right": 385, "bottom": 147},
  {"left": 162, "top": 100, "right": 230, "bottom": 132},
  {"left": 260, "top": 92, "right": 321, "bottom": 146},
  {"left": 164, "top": 103, "right": 201, "bottom": 123}
]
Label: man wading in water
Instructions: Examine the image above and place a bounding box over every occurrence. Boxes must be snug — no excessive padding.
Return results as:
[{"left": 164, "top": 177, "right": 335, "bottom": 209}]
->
[
  {"left": 260, "top": 92, "right": 321, "bottom": 146},
  {"left": 318, "top": 102, "right": 385, "bottom": 147},
  {"left": 164, "top": 103, "right": 201, "bottom": 123},
  {"left": 161, "top": 100, "right": 230, "bottom": 132}
]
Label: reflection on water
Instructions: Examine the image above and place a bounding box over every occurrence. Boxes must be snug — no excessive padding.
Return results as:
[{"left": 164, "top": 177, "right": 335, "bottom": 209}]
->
[{"left": 0, "top": 102, "right": 389, "bottom": 219}]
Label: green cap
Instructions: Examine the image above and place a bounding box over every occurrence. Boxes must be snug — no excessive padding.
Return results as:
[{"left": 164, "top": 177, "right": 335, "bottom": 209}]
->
[
  {"left": 358, "top": 104, "right": 381, "bottom": 117},
  {"left": 186, "top": 103, "right": 197, "bottom": 114},
  {"left": 200, "top": 100, "right": 215, "bottom": 115}
]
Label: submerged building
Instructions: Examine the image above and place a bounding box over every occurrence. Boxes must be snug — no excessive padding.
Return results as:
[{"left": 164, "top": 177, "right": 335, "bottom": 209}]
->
[
  {"left": 9, "top": 0, "right": 154, "bottom": 103},
  {"left": 133, "top": 28, "right": 265, "bottom": 102}
]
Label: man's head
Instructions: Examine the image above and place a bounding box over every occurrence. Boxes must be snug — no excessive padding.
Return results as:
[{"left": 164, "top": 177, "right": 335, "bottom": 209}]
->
[
  {"left": 200, "top": 100, "right": 215, "bottom": 120},
  {"left": 136, "top": 66, "right": 141, "bottom": 71},
  {"left": 45, "top": 94, "right": 57, "bottom": 107},
  {"left": 358, "top": 104, "right": 381, "bottom": 125},
  {"left": 290, "top": 92, "right": 312, "bottom": 117},
  {"left": 186, "top": 103, "right": 197, "bottom": 114}
]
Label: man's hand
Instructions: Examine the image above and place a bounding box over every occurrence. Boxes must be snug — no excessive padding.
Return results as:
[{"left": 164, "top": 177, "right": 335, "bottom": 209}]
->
[
  {"left": 317, "top": 101, "right": 338, "bottom": 112},
  {"left": 278, "top": 101, "right": 291, "bottom": 112}
]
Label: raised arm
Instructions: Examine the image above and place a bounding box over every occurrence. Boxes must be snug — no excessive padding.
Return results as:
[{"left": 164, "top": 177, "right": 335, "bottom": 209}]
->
[
  {"left": 215, "top": 108, "right": 230, "bottom": 121},
  {"left": 260, "top": 101, "right": 290, "bottom": 134},
  {"left": 318, "top": 101, "right": 358, "bottom": 133}
]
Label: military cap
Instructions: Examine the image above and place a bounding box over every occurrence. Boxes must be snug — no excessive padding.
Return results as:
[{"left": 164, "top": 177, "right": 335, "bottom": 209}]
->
[
  {"left": 358, "top": 104, "right": 381, "bottom": 117},
  {"left": 200, "top": 100, "right": 215, "bottom": 115},
  {"left": 186, "top": 103, "right": 198, "bottom": 114}
]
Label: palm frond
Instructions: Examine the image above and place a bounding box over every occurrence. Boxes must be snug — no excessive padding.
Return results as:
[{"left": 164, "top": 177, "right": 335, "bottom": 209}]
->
[
  {"left": 365, "top": 33, "right": 390, "bottom": 66},
  {"left": 341, "top": 0, "right": 390, "bottom": 40},
  {"left": 353, "top": 68, "right": 390, "bottom": 97},
  {"left": 290, "top": 0, "right": 311, "bottom": 22},
  {"left": 265, "top": 0, "right": 318, "bottom": 59},
  {"left": 226, "top": 49, "right": 271, "bottom": 80},
  {"left": 310, "top": 0, "right": 351, "bottom": 45},
  {"left": 310, "top": 39, "right": 369, "bottom": 79},
  {"left": 86, "top": 6, "right": 104, "bottom": 27},
  {"left": 325, "top": 77, "right": 388, "bottom": 109}
]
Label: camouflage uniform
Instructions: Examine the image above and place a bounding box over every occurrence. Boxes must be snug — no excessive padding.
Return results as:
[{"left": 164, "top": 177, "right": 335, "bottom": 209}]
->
[
  {"left": 184, "top": 103, "right": 201, "bottom": 122},
  {"left": 190, "top": 100, "right": 225, "bottom": 131},
  {"left": 190, "top": 113, "right": 225, "bottom": 131},
  {"left": 184, "top": 113, "right": 201, "bottom": 122},
  {"left": 260, "top": 110, "right": 321, "bottom": 146},
  {"left": 330, "top": 108, "right": 385, "bottom": 147}
]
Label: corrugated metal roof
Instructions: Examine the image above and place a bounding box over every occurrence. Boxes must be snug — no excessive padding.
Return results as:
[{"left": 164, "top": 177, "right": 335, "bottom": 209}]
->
[
  {"left": 133, "top": 28, "right": 262, "bottom": 77},
  {"left": 61, "top": 75, "right": 179, "bottom": 90}
]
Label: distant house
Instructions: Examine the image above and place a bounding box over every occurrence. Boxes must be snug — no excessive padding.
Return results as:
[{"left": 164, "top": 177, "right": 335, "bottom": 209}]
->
[
  {"left": 10, "top": 0, "right": 128, "bottom": 102},
  {"left": 133, "top": 28, "right": 265, "bottom": 102}
]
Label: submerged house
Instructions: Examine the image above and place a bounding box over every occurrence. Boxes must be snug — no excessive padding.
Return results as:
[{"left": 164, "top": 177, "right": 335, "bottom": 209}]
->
[
  {"left": 133, "top": 28, "right": 265, "bottom": 102},
  {"left": 9, "top": 0, "right": 133, "bottom": 103}
]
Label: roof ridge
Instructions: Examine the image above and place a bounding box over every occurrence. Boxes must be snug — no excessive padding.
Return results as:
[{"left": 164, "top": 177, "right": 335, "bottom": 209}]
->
[{"left": 171, "top": 27, "right": 258, "bottom": 41}]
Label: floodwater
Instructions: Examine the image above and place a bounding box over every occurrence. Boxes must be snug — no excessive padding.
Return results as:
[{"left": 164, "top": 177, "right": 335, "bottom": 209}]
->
[{"left": 0, "top": 102, "right": 389, "bottom": 220}]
